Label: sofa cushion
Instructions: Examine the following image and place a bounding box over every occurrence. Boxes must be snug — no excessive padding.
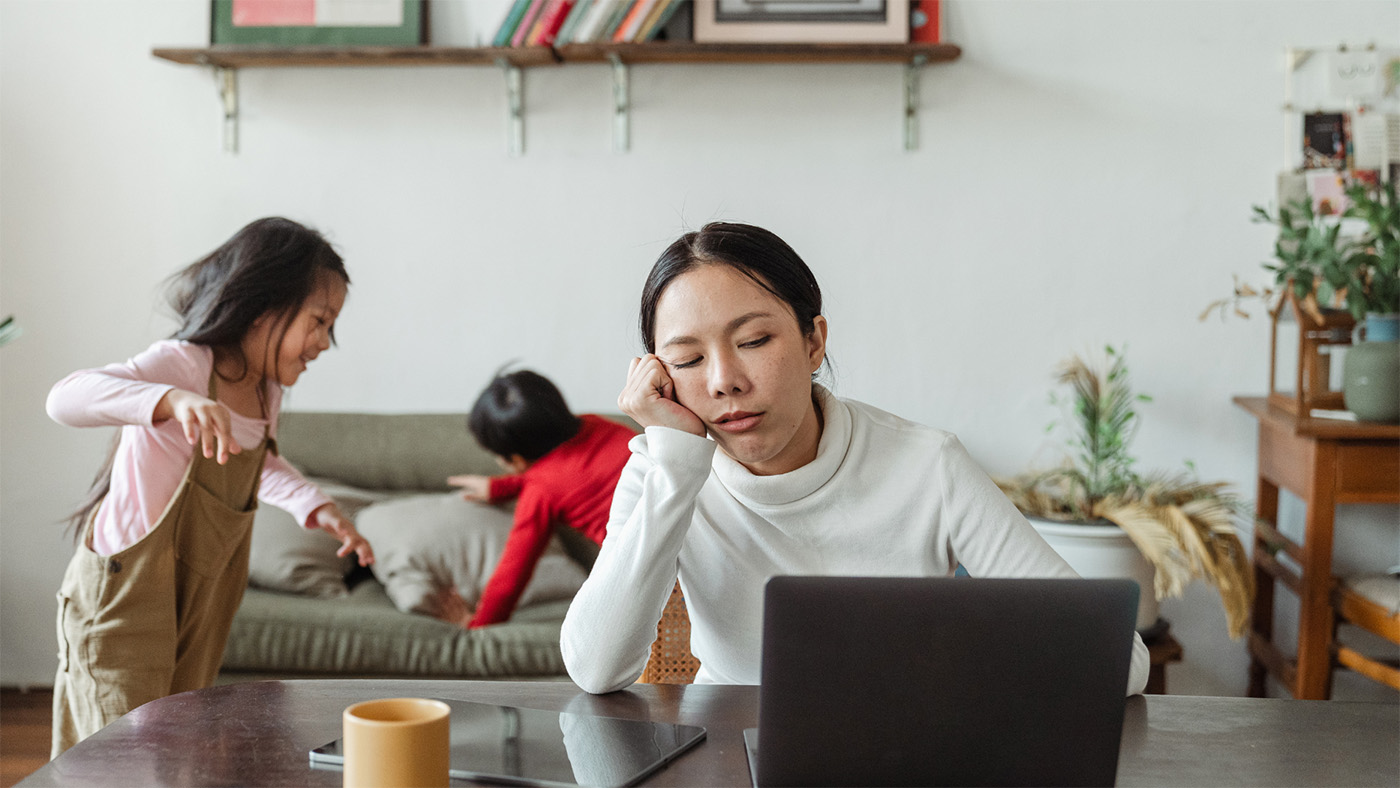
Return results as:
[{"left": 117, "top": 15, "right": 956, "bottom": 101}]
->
[
  {"left": 248, "top": 478, "right": 394, "bottom": 599},
  {"left": 354, "top": 493, "right": 588, "bottom": 617},
  {"left": 276, "top": 413, "right": 499, "bottom": 492},
  {"left": 223, "top": 580, "right": 571, "bottom": 677}
]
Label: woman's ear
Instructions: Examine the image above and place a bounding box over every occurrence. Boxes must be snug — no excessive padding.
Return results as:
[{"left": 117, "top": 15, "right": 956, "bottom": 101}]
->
[{"left": 807, "top": 315, "right": 829, "bottom": 372}]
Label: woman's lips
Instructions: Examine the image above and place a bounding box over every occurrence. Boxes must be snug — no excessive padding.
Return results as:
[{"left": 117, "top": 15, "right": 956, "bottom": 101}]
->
[{"left": 712, "top": 412, "right": 763, "bottom": 433}]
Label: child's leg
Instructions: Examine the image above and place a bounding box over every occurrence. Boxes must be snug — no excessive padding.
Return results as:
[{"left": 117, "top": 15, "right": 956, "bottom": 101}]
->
[{"left": 50, "top": 541, "right": 177, "bottom": 758}]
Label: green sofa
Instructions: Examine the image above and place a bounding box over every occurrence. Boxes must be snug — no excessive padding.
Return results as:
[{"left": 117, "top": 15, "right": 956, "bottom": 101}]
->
[{"left": 218, "top": 412, "right": 622, "bottom": 683}]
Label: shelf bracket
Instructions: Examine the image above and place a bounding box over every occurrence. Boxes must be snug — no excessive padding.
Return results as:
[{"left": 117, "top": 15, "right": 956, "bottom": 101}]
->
[
  {"left": 498, "top": 58, "right": 525, "bottom": 157},
  {"left": 610, "top": 54, "right": 630, "bottom": 153},
  {"left": 214, "top": 66, "right": 238, "bottom": 154},
  {"left": 903, "top": 54, "right": 927, "bottom": 152}
]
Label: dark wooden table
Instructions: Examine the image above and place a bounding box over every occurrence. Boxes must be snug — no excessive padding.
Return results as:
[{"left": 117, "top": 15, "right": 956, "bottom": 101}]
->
[
  {"left": 1233, "top": 396, "right": 1400, "bottom": 700},
  {"left": 21, "top": 679, "right": 1399, "bottom": 787}
]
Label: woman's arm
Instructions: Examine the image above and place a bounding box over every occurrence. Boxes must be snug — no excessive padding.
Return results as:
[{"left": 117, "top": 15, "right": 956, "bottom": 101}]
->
[
  {"left": 560, "top": 427, "right": 715, "bottom": 694},
  {"left": 937, "top": 434, "right": 1150, "bottom": 696}
]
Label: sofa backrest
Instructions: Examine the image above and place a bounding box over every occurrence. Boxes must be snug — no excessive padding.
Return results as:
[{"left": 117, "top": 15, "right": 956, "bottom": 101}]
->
[{"left": 276, "top": 412, "right": 639, "bottom": 492}]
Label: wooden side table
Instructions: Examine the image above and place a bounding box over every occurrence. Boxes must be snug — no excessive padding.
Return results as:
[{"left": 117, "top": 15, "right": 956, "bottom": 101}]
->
[
  {"left": 1234, "top": 396, "right": 1400, "bottom": 699},
  {"left": 1145, "top": 630, "right": 1183, "bottom": 694}
]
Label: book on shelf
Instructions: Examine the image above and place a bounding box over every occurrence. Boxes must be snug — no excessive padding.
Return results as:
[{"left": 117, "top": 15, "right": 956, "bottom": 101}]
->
[
  {"left": 510, "top": 0, "right": 549, "bottom": 46},
  {"left": 571, "top": 0, "right": 622, "bottom": 43},
  {"left": 613, "top": 0, "right": 659, "bottom": 43},
  {"left": 634, "top": 0, "right": 675, "bottom": 42},
  {"left": 492, "top": 0, "right": 533, "bottom": 47},
  {"left": 529, "top": 0, "right": 576, "bottom": 45},
  {"left": 553, "top": 0, "right": 594, "bottom": 45},
  {"left": 596, "top": 0, "right": 635, "bottom": 42}
]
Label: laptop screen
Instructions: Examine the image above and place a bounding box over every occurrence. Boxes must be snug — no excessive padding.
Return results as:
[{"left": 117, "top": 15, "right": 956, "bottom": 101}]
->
[{"left": 753, "top": 576, "right": 1137, "bottom": 787}]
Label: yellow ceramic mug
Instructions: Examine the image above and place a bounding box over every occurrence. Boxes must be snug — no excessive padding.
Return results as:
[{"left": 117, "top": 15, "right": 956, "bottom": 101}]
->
[{"left": 342, "top": 697, "right": 451, "bottom": 788}]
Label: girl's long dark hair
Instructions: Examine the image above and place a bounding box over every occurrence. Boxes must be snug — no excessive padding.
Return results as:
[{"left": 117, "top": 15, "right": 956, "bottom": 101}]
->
[{"left": 67, "top": 217, "right": 348, "bottom": 540}]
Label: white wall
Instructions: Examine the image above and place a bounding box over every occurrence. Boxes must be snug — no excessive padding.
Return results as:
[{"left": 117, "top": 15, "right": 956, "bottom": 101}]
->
[{"left": 2, "top": 0, "right": 1397, "bottom": 699}]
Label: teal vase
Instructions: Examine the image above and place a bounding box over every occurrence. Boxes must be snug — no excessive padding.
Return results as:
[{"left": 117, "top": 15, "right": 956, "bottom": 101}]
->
[{"left": 1344, "top": 314, "right": 1400, "bottom": 423}]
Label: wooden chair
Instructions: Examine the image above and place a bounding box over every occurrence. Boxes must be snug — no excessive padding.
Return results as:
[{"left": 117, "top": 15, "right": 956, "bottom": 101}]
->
[
  {"left": 1329, "top": 573, "right": 1400, "bottom": 692},
  {"left": 639, "top": 581, "right": 701, "bottom": 684}
]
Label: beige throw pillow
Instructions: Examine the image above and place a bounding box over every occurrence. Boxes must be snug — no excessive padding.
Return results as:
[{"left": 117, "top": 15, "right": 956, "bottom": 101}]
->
[
  {"left": 355, "top": 493, "right": 588, "bottom": 617},
  {"left": 247, "top": 478, "right": 391, "bottom": 598}
]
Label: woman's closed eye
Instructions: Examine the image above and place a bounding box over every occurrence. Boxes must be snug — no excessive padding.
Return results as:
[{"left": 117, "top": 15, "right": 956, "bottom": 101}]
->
[
  {"left": 668, "top": 356, "right": 702, "bottom": 370},
  {"left": 740, "top": 336, "right": 770, "bottom": 349}
]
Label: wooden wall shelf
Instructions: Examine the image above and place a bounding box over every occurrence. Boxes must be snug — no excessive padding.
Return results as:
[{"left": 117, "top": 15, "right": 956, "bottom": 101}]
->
[{"left": 151, "top": 42, "right": 962, "bottom": 155}]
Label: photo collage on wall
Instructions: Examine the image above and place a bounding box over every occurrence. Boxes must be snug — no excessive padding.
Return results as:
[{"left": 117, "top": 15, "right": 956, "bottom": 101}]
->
[{"left": 1289, "top": 48, "right": 1400, "bottom": 217}]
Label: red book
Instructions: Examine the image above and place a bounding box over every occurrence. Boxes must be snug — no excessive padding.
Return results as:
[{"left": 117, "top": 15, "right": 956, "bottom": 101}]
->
[
  {"left": 910, "top": 0, "right": 940, "bottom": 43},
  {"left": 533, "top": 0, "right": 577, "bottom": 46}
]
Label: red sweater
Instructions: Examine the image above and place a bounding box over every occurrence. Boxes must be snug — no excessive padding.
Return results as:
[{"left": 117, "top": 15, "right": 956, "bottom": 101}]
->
[{"left": 469, "top": 414, "right": 637, "bottom": 627}]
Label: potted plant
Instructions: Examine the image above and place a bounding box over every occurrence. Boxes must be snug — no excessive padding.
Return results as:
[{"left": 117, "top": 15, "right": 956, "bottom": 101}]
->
[
  {"left": 1338, "top": 180, "right": 1400, "bottom": 422},
  {"left": 997, "top": 347, "right": 1254, "bottom": 638}
]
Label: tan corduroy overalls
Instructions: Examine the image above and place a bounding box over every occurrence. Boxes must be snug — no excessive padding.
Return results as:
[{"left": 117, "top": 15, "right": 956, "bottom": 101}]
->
[{"left": 52, "top": 369, "right": 274, "bottom": 758}]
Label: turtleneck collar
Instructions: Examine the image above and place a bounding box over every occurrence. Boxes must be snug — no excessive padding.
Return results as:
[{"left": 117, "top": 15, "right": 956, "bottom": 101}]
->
[{"left": 711, "top": 384, "right": 851, "bottom": 507}]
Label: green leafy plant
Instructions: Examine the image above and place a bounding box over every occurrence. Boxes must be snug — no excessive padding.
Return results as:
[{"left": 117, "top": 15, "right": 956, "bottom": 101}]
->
[
  {"left": 1203, "top": 181, "right": 1400, "bottom": 323},
  {"left": 997, "top": 347, "right": 1255, "bottom": 638},
  {"left": 1338, "top": 180, "right": 1400, "bottom": 318}
]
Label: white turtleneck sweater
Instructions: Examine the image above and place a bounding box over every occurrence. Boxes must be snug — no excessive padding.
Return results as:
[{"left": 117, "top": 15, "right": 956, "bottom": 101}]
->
[{"left": 561, "top": 387, "right": 1150, "bottom": 696}]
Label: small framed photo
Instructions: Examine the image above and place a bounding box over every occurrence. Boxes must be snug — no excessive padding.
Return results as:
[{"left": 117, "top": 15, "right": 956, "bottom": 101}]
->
[
  {"left": 211, "top": 0, "right": 428, "bottom": 46},
  {"left": 694, "top": 0, "right": 910, "bottom": 44}
]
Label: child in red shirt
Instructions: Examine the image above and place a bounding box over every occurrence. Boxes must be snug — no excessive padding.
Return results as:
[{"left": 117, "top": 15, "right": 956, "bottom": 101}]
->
[{"left": 443, "top": 370, "right": 636, "bottom": 627}]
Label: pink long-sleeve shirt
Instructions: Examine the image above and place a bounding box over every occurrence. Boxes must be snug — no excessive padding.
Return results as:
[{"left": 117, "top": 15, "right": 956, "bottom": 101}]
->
[{"left": 47, "top": 339, "right": 331, "bottom": 556}]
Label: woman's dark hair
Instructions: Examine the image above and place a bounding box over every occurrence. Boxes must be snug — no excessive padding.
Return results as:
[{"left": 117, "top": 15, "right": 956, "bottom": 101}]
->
[
  {"left": 640, "top": 222, "right": 824, "bottom": 356},
  {"left": 67, "top": 217, "right": 348, "bottom": 539},
  {"left": 468, "top": 369, "right": 582, "bottom": 462}
]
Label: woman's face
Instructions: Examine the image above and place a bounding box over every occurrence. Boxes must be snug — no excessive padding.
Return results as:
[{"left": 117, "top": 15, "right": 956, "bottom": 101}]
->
[{"left": 652, "top": 264, "right": 827, "bottom": 476}]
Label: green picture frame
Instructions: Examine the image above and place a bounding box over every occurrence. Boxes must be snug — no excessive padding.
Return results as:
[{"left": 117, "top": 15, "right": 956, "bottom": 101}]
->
[{"left": 211, "top": 0, "right": 427, "bottom": 46}]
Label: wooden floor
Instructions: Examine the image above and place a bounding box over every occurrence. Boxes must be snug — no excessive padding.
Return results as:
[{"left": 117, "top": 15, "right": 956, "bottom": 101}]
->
[{"left": 0, "top": 689, "right": 51, "bottom": 788}]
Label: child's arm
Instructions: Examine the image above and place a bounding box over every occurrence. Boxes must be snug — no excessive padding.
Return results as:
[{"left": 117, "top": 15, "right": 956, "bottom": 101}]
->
[
  {"left": 468, "top": 488, "right": 553, "bottom": 628},
  {"left": 309, "top": 502, "right": 375, "bottom": 567},
  {"left": 260, "top": 454, "right": 374, "bottom": 566},
  {"left": 446, "top": 473, "right": 524, "bottom": 502},
  {"left": 47, "top": 340, "right": 203, "bottom": 429}
]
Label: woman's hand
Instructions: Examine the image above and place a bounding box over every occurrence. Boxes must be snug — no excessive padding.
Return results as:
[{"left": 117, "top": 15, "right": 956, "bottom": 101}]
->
[
  {"left": 427, "top": 584, "right": 474, "bottom": 629},
  {"left": 447, "top": 474, "right": 491, "bottom": 502},
  {"left": 618, "top": 355, "right": 706, "bottom": 437},
  {"left": 310, "top": 503, "right": 375, "bottom": 567},
  {"left": 156, "top": 389, "right": 240, "bottom": 464}
]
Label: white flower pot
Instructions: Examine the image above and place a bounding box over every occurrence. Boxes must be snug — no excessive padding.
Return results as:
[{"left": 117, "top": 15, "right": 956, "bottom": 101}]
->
[{"left": 1027, "top": 516, "right": 1160, "bottom": 632}]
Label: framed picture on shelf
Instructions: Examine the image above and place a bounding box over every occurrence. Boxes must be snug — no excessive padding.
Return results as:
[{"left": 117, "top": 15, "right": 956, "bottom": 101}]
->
[
  {"left": 211, "top": 0, "right": 427, "bottom": 46},
  {"left": 693, "top": 0, "right": 910, "bottom": 44}
]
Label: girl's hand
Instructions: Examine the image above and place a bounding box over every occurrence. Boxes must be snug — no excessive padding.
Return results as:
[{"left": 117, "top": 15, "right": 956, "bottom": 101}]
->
[
  {"left": 447, "top": 474, "right": 491, "bottom": 502},
  {"left": 427, "top": 584, "right": 474, "bottom": 629},
  {"left": 619, "top": 355, "right": 706, "bottom": 437},
  {"left": 156, "top": 388, "right": 241, "bottom": 464},
  {"left": 310, "top": 503, "right": 375, "bottom": 567}
]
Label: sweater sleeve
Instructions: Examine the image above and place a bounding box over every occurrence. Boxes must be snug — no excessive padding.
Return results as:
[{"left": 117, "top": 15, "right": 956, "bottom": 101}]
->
[
  {"left": 488, "top": 474, "right": 525, "bottom": 501},
  {"left": 257, "top": 452, "right": 333, "bottom": 529},
  {"left": 470, "top": 484, "right": 555, "bottom": 627},
  {"left": 560, "top": 427, "right": 716, "bottom": 694},
  {"left": 46, "top": 340, "right": 203, "bottom": 428},
  {"left": 936, "top": 435, "right": 1149, "bottom": 696}
]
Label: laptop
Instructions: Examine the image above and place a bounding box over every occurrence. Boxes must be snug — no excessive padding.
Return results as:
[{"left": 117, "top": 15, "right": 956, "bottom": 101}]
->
[{"left": 743, "top": 576, "right": 1138, "bottom": 787}]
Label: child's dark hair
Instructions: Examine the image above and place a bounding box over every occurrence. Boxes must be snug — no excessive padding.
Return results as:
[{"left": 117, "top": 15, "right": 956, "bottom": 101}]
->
[
  {"left": 468, "top": 370, "right": 582, "bottom": 462},
  {"left": 66, "top": 217, "right": 347, "bottom": 539}
]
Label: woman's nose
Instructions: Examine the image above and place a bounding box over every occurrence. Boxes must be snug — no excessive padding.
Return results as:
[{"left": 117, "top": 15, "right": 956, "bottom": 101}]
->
[{"left": 708, "top": 349, "right": 748, "bottom": 396}]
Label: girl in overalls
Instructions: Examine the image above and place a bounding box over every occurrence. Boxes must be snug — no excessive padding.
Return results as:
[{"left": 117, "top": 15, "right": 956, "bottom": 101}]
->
[{"left": 46, "top": 217, "right": 375, "bottom": 757}]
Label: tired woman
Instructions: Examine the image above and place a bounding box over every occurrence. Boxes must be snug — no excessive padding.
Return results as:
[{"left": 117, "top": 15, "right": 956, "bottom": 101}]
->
[{"left": 561, "top": 221, "right": 1148, "bottom": 695}]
